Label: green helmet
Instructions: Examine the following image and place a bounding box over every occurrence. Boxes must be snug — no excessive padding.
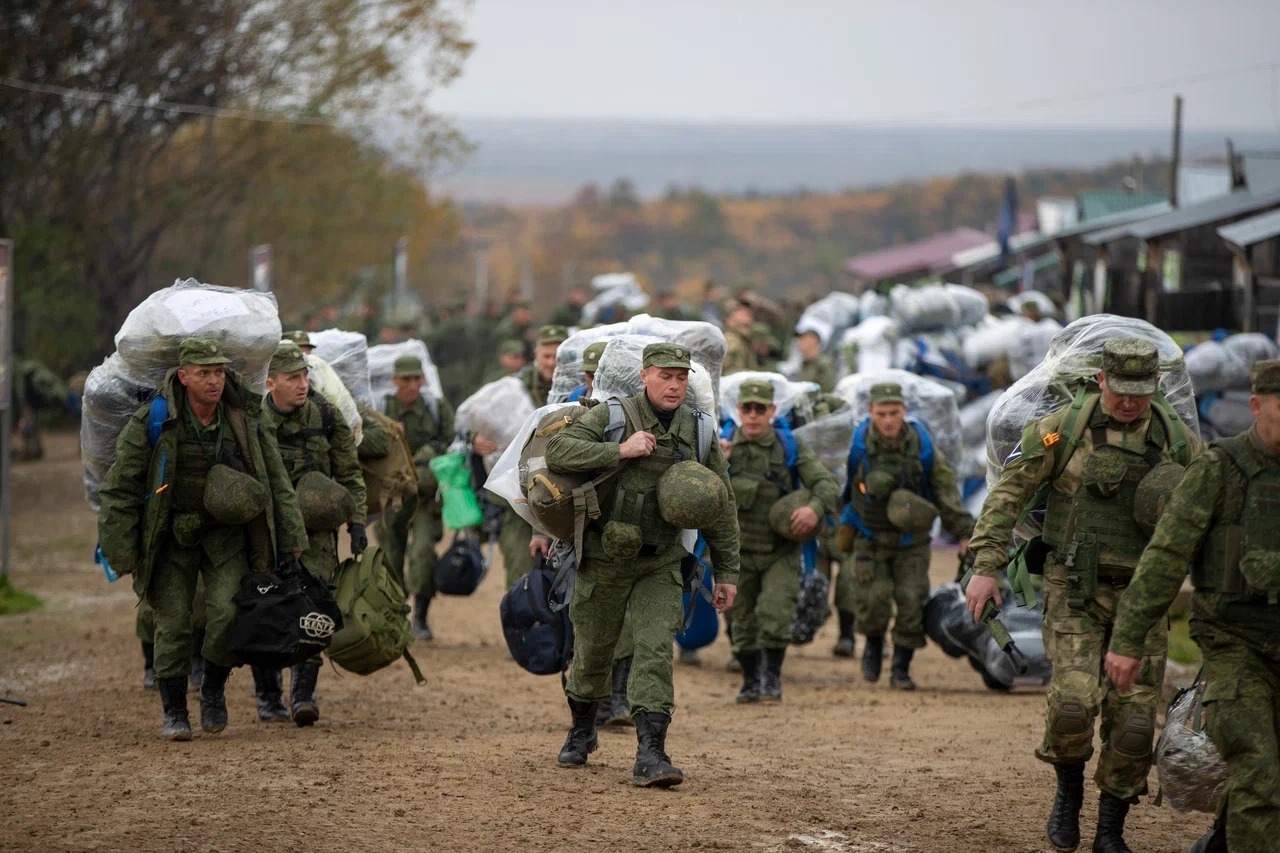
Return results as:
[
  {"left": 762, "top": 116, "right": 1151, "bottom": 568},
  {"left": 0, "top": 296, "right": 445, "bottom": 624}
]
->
[
  {"left": 413, "top": 445, "right": 439, "bottom": 498},
  {"left": 886, "top": 489, "right": 938, "bottom": 534},
  {"left": 602, "top": 520, "right": 643, "bottom": 560},
  {"left": 864, "top": 469, "right": 898, "bottom": 500},
  {"left": 657, "top": 460, "right": 729, "bottom": 529},
  {"left": 1134, "top": 461, "right": 1185, "bottom": 536},
  {"left": 768, "top": 489, "right": 816, "bottom": 542},
  {"left": 1083, "top": 448, "right": 1129, "bottom": 498},
  {"left": 203, "top": 464, "right": 269, "bottom": 526},
  {"left": 295, "top": 470, "right": 356, "bottom": 532}
]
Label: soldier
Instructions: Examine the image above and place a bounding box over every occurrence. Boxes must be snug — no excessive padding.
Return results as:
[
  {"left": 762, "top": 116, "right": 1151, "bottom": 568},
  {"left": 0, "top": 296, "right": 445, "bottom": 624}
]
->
[
  {"left": 1105, "top": 359, "right": 1280, "bottom": 853},
  {"left": 136, "top": 595, "right": 205, "bottom": 691},
  {"left": 794, "top": 330, "right": 836, "bottom": 393},
  {"left": 566, "top": 341, "right": 607, "bottom": 402},
  {"left": 966, "top": 338, "right": 1201, "bottom": 853},
  {"left": 97, "top": 338, "right": 308, "bottom": 741},
  {"left": 549, "top": 287, "right": 589, "bottom": 328},
  {"left": 375, "top": 355, "right": 455, "bottom": 640},
  {"left": 484, "top": 340, "right": 527, "bottom": 384},
  {"left": 517, "top": 325, "right": 565, "bottom": 408},
  {"left": 840, "top": 382, "right": 974, "bottom": 689},
  {"left": 258, "top": 341, "right": 367, "bottom": 726},
  {"left": 723, "top": 380, "right": 839, "bottom": 702},
  {"left": 722, "top": 302, "right": 758, "bottom": 376},
  {"left": 283, "top": 330, "right": 313, "bottom": 352},
  {"left": 750, "top": 322, "right": 780, "bottom": 372},
  {"left": 545, "top": 343, "right": 741, "bottom": 787},
  {"left": 493, "top": 300, "right": 535, "bottom": 358}
]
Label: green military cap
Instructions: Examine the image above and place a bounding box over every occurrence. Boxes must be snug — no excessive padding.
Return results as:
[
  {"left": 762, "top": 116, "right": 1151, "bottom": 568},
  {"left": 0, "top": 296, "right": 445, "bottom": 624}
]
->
[
  {"left": 283, "top": 330, "right": 312, "bottom": 348},
  {"left": 270, "top": 341, "right": 308, "bottom": 374},
  {"left": 537, "top": 325, "right": 569, "bottom": 346},
  {"left": 178, "top": 337, "right": 232, "bottom": 367},
  {"left": 738, "top": 379, "right": 775, "bottom": 406},
  {"left": 582, "top": 341, "right": 608, "bottom": 373},
  {"left": 1101, "top": 338, "right": 1159, "bottom": 396},
  {"left": 393, "top": 355, "right": 424, "bottom": 377},
  {"left": 749, "top": 321, "right": 773, "bottom": 342},
  {"left": 868, "top": 382, "right": 905, "bottom": 405},
  {"left": 1252, "top": 358, "right": 1280, "bottom": 394},
  {"left": 498, "top": 340, "right": 525, "bottom": 357},
  {"left": 642, "top": 343, "right": 691, "bottom": 370}
]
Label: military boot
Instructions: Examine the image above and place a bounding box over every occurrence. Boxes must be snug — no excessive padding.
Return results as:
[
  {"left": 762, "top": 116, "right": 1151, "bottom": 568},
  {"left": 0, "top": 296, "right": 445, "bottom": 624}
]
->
[
  {"left": 832, "top": 610, "right": 856, "bottom": 658},
  {"left": 158, "top": 676, "right": 192, "bottom": 742},
  {"left": 1091, "top": 793, "right": 1133, "bottom": 853},
  {"left": 411, "top": 595, "right": 433, "bottom": 641},
  {"left": 632, "top": 711, "right": 683, "bottom": 788},
  {"left": 557, "top": 698, "right": 600, "bottom": 766},
  {"left": 251, "top": 666, "right": 290, "bottom": 722},
  {"left": 198, "top": 663, "right": 232, "bottom": 734},
  {"left": 607, "top": 657, "right": 634, "bottom": 726},
  {"left": 142, "top": 642, "right": 157, "bottom": 691},
  {"left": 290, "top": 661, "right": 322, "bottom": 727},
  {"left": 1046, "top": 761, "right": 1085, "bottom": 852},
  {"left": 861, "top": 634, "right": 885, "bottom": 682},
  {"left": 735, "top": 650, "right": 761, "bottom": 703},
  {"left": 889, "top": 647, "right": 916, "bottom": 690},
  {"left": 760, "top": 647, "right": 786, "bottom": 702}
]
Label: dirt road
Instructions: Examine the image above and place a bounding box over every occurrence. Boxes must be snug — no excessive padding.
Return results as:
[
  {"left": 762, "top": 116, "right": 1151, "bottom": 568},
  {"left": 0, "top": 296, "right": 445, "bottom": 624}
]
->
[{"left": 0, "top": 433, "right": 1209, "bottom": 852}]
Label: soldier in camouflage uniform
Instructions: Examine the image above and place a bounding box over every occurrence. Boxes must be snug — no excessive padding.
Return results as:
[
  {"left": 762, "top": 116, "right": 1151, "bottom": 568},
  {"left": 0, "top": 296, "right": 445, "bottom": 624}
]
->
[
  {"left": 375, "top": 355, "right": 455, "bottom": 640},
  {"left": 750, "top": 322, "right": 780, "bottom": 372},
  {"left": 1106, "top": 359, "right": 1280, "bottom": 853},
  {"left": 840, "top": 382, "right": 974, "bottom": 689},
  {"left": 794, "top": 330, "right": 836, "bottom": 393},
  {"left": 259, "top": 341, "right": 367, "bottom": 726},
  {"left": 724, "top": 380, "right": 839, "bottom": 702},
  {"left": 484, "top": 340, "right": 527, "bottom": 384},
  {"left": 545, "top": 343, "right": 741, "bottom": 787},
  {"left": 967, "top": 338, "right": 1202, "bottom": 853},
  {"left": 493, "top": 300, "right": 535, "bottom": 359},
  {"left": 722, "top": 302, "right": 758, "bottom": 376},
  {"left": 97, "top": 338, "right": 308, "bottom": 741}
]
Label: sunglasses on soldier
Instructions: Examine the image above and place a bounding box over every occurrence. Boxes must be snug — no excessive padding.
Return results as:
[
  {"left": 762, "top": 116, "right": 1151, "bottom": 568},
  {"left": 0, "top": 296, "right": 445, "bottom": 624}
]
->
[{"left": 740, "top": 403, "right": 769, "bottom": 415}]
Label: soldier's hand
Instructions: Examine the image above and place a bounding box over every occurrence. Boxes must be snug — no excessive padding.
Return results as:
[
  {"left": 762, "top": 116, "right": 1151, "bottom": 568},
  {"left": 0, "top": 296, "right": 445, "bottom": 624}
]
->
[
  {"left": 1104, "top": 652, "right": 1142, "bottom": 694},
  {"left": 958, "top": 537, "right": 970, "bottom": 557},
  {"left": 712, "top": 583, "right": 736, "bottom": 613},
  {"left": 530, "top": 535, "right": 551, "bottom": 558},
  {"left": 719, "top": 438, "right": 733, "bottom": 459},
  {"left": 965, "top": 574, "right": 1002, "bottom": 623},
  {"left": 348, "top": 522, "right": 367, "bottom": 557},
  {"left": 473, "top": 435, "right": 498, "bottom": 456},
  {"left": 790, "top": 506, "right": 819, "bottom": 537},
  {"left": 619, "top": 431, "right": 657, "bottom": 459}
]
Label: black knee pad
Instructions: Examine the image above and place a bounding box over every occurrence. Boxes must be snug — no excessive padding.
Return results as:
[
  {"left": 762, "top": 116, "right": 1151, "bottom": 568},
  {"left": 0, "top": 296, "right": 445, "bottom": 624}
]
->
[
  {"left": 1112, "top": 710, "right": 1155, "bottom": 758},
  {"left": 1052, "top": 698, "right": 1093, "bottom": 736}
]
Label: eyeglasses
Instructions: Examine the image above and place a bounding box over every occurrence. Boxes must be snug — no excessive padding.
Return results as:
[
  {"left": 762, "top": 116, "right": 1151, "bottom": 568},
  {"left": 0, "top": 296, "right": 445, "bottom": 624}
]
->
[{"left": 740, "top": 403, "right": 769, "bottom": 415}]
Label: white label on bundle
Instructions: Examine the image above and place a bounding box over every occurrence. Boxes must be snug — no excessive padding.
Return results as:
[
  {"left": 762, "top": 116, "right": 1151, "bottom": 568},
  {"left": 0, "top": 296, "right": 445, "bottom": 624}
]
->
[{"left": 164, "top": 290, "right": 251, "bottom": 333}]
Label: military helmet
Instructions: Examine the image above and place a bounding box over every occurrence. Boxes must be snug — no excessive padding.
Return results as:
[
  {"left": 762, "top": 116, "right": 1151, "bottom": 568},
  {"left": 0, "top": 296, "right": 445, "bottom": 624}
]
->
[
  {"left": 768, "top": 489, "right": 816, "bottom": 542},
  {"left": 863, "top": 469, "right": 898, "bottom": 500},
  {"left": 657, "top": 460, "right": 729, "bottom": 529},
  {"left": 295, "top": 470, "right": 356, "bottom": 532},
  {"left": 203, "top": 464, "right": 269, "bottom": 526},
  {"left": 602, "top": 520, "right": 644, "bottom": 560},
  {"left": 1133, "top": 461, "right": 1185, "bottom": 536},
  {"left": 886, "top": 489, "right": 939, "bottom": 534},
  {"left": 1082, "top": 448, "right": 1129, "bottom": 498}
]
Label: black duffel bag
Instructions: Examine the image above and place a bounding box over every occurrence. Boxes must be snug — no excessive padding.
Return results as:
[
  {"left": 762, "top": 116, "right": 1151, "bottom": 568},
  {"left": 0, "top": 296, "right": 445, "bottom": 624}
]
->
[
  {"left": 229, "top": 556, "right": 343, "bottom": 668},
  {"left": 434, "top": 531, "right": 487, "bottom": 596}
]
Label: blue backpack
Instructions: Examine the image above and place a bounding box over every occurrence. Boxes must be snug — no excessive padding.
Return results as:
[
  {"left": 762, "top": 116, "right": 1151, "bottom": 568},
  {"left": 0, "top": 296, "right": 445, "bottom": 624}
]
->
[
  {"left": 839, "top": 417, "right": 936, "bottom": 546},
  {"left": 676, "top": 536, "right": 719, "bottom": 650},
  {"left": 499, "top": 553, "right": 574, "bottom": 675}
]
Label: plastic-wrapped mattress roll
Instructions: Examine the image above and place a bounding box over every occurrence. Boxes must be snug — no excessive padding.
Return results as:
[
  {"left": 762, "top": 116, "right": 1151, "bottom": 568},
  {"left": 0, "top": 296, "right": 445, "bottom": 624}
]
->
[
  {"left": 455, "top": 375, "right": 536, "bottom": 468},
  {"left": 368, "top": 339, "right": 445, "bottom": 411},
  {"left": 624, "top": 314, "right": 726, "bottom": 400},
  {"left": 304, "top": 353, "right": 362, "bottom": 446},
  {"left": 719, "top": 371, "right": 818, "bottom": 425},
  {"left": 309, "top": 329, "right": 373, "bottom": 406},
  {"left": 835, "top": 368, "right": 963, "bottom": 467},
  {"left": 590, "top": 335, "right": 717, "bottom": 415},
  {"left": 548, "top": 322, "right": 628, "bottom": 404}
]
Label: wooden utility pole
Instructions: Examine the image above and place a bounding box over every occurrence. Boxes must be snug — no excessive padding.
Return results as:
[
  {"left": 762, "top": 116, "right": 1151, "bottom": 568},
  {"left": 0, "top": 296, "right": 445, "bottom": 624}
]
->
[{"left": 1169, "top": 95, "right": 1183, "bottom": 207}]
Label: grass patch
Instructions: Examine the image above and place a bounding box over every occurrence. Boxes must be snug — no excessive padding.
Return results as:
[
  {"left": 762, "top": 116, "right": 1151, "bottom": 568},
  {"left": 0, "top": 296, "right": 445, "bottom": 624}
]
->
[
  {"left": 0, "top": 575, "right": 43, "bottom": 615},
  {"left": 1167, "top": 607, "right": 1201, "bottom": 665}
]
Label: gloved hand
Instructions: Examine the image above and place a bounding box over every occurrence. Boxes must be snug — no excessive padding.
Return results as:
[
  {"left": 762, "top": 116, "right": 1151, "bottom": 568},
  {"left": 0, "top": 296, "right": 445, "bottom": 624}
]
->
[{"left": 348, "top": 522, "right": 368, "bottom": 556}]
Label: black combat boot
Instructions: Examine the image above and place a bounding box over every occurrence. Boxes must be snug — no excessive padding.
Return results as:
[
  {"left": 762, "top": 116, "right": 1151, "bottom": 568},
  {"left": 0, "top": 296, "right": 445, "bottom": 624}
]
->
[
  {"left": 832, "top": 610, "right": 856, "bottom": 657},
  {"left": 760, "top": 647, "right": 786, "bottom": 702},
  {"left": 735, "top": 650, "right": 762, "bottom": 704},
  {"left": 557, "top": 697, "right": 600, "bottom": 766},
  {"left": 251, "top": 666, "right": 290, "bottom": 722},
  {"left": 188, "top": 630, "right": 205, "bottom": 692},
  {"left": 142, "top": 642, "right": 157, "bottom": 691},
  {"left": 411, "top": 595, "right": 433, "bottom": 641},
  {"left": 1092, "top": 793, "right": 1133, "bottom": 853},
  {"left": 199, "top": 662, "right": 232, "bottom": 734},
  {"left": 607, "top": 657, "right": 634, "bottom": 726},
  {"left": 861, "top": 634, "right": 885, "bottom": 682},
  {"left": 158, "top": 676, "right": 192, "bottom": 742},
  {"left": 290, "top": 661, "right": 321, "bottom": 727},
  {"left": 1046, "top": 761, "right": 1085, "bottom": 852},
  {"left": 632, "top": 711, "right": 683, "bottom": 787},
  {"left": 889, "top": 646, "right": 916, "bottom": 690}
]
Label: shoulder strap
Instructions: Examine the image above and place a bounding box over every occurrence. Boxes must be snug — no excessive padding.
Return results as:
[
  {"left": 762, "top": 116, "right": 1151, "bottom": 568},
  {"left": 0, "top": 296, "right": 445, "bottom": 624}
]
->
[
  {"left": 694, "top": 410, "right": 712, "bottom": 465},
  {"left": 1150, "top": 392, "right": 1190, "bottom": 465},
  {"left": 773, "top": 419, "right": 800, "bottom": 488},
  {"left": 604, "top": 397, "right": 628, "bottom": 443},
  {"left": 1050, "top": 385, "right": 1098, "bottom": 482},
  {"left": 311, "top": 392, "right": 335, "bottom": 436},
  {"left": 911, "top": 421, "right": 935, "bottom": 477},
  {"left": 147, "top": 394, "right": 168, "bottom": 449},
  {"left": 842, "top": 418, "right": 871, "bottom": 505}
]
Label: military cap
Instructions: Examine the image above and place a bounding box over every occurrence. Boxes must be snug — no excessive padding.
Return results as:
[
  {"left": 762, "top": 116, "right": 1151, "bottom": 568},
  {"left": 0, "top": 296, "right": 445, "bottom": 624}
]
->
[
  {"left": 393, "top": 355, "right": 425, "bottom": 377},
  {"left": 738, "top": 379, "right": 775, "bottom": 406},
  {"left": 869, "top": 382, "right": 905, "bottom": 405},
  {"left": 642, "top": 343, "right": 691, "bottom": 370},
  {"left": 283, "top": 330, "right": 312, "bottom": 348},
  {"left": 1252, "top": 359, "right": 1280, "bottom": 395},
  {"left": 537, "top": 325, "right": 569, "bottom": 347},
  {"left": 1101, "top": 338, "right": 1159, "bottom": 396},
  {"left": 178, "top": 337, "right": 232, "bottom": 367},
  {"left": 750, "top": 321, "right": 773, "bottom": 342},
  {"left": 270, "top": 341, "right": 308, "bottom": 374},
  {"left": 582, "top": 341, "right": 608, "bottom": 373},
  {"left": 498, "top": 340, "right": 525, "bottom": 357}
]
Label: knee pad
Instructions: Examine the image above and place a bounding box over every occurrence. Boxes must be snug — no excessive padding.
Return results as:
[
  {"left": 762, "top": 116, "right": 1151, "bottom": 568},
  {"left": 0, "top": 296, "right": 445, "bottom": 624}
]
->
[
  {"left": 1052, "top": 698, "right": 1093, "bottom": 736},
  {"left": 1112, "top": 710, "right": 1155, "bottom": 759}
]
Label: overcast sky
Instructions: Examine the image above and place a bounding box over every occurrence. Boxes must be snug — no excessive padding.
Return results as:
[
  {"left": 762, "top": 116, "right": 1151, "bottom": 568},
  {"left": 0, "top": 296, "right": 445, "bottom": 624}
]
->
[{"left": 430, "top": 0, "right": 1280, "bottom": 129}]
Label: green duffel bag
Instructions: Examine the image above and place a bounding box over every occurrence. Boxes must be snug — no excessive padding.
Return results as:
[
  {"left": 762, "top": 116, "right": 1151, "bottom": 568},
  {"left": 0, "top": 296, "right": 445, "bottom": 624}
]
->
[{"left": 325, "top": 544, "right": 425, "bottom": 684}]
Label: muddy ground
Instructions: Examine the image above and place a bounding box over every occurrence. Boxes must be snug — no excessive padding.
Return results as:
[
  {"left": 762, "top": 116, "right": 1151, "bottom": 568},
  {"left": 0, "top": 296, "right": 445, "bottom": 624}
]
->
[{"left": 0, "top": 432, "right": 1210, "bottom": 852}]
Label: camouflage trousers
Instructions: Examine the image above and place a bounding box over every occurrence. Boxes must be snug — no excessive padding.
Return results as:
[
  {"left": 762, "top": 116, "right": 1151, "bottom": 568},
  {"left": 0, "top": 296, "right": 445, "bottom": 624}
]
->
[
  {"left": 500, "top": 502, "right": 535, "bottom": 589},
  {"left": 849, "top": 536, "right": 931, "bottom": 649},
  {"left": 1037, "top": 556, "right": 1167, "bottom": 800},
  {"left": 146, "top": 540, "right": 246, "bottom": 677},
  {"left": 135, "top": 581, "right": 206, "bottom": 643},
  {"left": 816, "top": 529, "right": 855, "bottom": 614},
  {"left": 377, "top": 494, "right": 441, "bottom": 600},
  {"left": 1197, "top": 622, "right": 1280, "bottom": 851},
  {"left": 729, "top": 549, "right": 801, "bottom": 652},
  {"left": 565, "top": 555, "right": 684, "bottom": 715}
]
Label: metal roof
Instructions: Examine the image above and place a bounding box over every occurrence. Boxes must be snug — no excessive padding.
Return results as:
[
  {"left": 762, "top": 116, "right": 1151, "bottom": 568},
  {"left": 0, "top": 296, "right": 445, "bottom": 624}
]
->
[
  {"left": 1011, "top": 201, "right": 1171, "bottom": 255},
  {"left": 1079, "top": 191, "right": 1168, "bottom": 221},
  {"left": 1086, "top": 188, "right": 1280, "bottom": 245},
  {"left": 842, "top": 227, "right": 991, "bottom": 281},
  {"left": 1219, "top": 207, "right": 1280, "bottom": 248}
]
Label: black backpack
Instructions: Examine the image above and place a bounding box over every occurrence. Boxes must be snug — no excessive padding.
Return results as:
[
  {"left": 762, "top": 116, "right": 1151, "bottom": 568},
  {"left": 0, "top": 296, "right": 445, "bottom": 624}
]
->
[
  {"left": 434, "top": 531, "right": 487, "bottom": 596},
  {"left": 229, "top": 560, "right": 344, "bottom": 668},
  {"left": 499, "top": 552, "right": 574, "bottom": 676}
]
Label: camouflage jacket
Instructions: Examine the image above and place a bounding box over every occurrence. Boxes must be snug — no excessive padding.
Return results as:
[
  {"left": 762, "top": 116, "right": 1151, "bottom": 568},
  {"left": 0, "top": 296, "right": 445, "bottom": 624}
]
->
[
  {"left": 722, "top": 328, "right": 758, "bottom": 376},
  {"left": 262, "top": 392, "right": 367, "bottom": 525},
  {"left": 730, "top": 427, "right": 839, "bottom": 553},
  {"left": 796, "top": 355, "right": 836, "bottom": 393},
  {"left": 515, "top": 364, "right": 553, "bottom": 409},
  {"left": 384, "top": 393, "right": 455, "bottom": 457}
]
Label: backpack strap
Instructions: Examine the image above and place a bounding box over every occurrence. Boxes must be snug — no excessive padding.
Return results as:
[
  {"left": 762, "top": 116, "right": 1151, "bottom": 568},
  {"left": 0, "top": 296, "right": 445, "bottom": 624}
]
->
[
  {"left": 773, "top": 420, "right": 800, "bottom": 489},
  {"left": 1150, "top": 392, "right": 1191, "bottom": 465},
  {"left": 1049, "top": 384, "right": 1098, "bottom": 482},
  {"left": 604, "top": 397, "right": 628, "bottom": 443},
  {"left": 146, "top": 393, "right": 168, "bottom": 448},
  {"left": 910, "top": 420, "right": 935, "bottom": 500},
  {"left": 694, "top": 409, "right": 713, "bottom": 465},
  {"left": 841, "top": 418, "right": 871, "bottom": 506}
]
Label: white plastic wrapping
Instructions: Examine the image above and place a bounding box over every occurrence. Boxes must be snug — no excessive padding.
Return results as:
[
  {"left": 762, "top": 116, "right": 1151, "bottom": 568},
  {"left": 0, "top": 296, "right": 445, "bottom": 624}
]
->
[
  {"left": 944, "top": 284, "right": 991, "bottom": 328},
  {"left": 960, "top": 391, "right": 1003, "bottom": 447},
  {"left": 859, "top": 290, "right": 889, "bottom": 319},
  {"left": 590, "top": 335, "right": 717, "bottom": 415},
  {"left": 890, "top": 283, "right": 991, "bottom": 333},
  {"left": 309, "top": 329, "right": 373, "bottom": 406},
  {"left": 836, "top": 369, "right": 963, "bottom": 466},
  {"left": 1186, "top": 334, "right": 1280, "bottom": 394},
  {"left": 368, "top": 339, "right": 444, "bottom": 411},
  {"left": 962, "top": 316, "right": 1030, "bottom": 368},
  {"left": 304, "top": 353, "right": 362, "bottom": 446},
  {"left": 581, "top": 273, "right": 650, "bottom": 326},
  {"left": 548, "top": 323, "right": 629, "bottom": 403},
  {"left": 718, "top": 372, "right": 819, "bottom": 425},
  {"left": 483, "top": 402, "right": 578, "bottom": 531},
  {"left": 81, "top": 356, "right": 157, "bottom": 511},
  {"left": 624, "top": 314, "right": 726, "bottom": 399},
  {"left": 1009, "top": 318, "right": 1064, "bottom": 381},
  {"left": 455, "top": 375, "right": 536, "bottom": 467},
  {"left": 1155, "top": 679, "right": 1229, "bottom": 814},
  {"left": 839, "top": 315, "right": 900, "bottom": 377},
  {"left": 1203, "top": 390, "right": 1254, "bottom": 437},
  {"left": 795, "top": 292, "right": 862, "bottom": 350}
]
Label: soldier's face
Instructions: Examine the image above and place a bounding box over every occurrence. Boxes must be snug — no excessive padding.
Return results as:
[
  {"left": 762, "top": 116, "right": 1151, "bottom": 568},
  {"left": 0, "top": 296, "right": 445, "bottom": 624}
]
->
[
  {"left": 177, "top": 365, "right": 225, "bottom": 407},
  {"left": 869, "top": 402, "right": 906, "bottom": 440},
  {"left": 642, "top": 367, "right": 689, "bottom": 412},
  {"left": 796, "top": 333, "right": 821, "bottom": 360},
  {"left": 1098, "top": 374, "right": 1154, "bottom": 424},
  {"left": 393, "top": 374, "right": 424, "bottom": 405},
  {"left": 535, "top": 344, "right": 558, "bottom": 382},
  {"left": 266, "top": 368, "right": 309, "bottom": 411},
  {"left": 738, "top": 402, "right": 777, "bottom": 439},
  {"left": 584, "top": 371, "right": 595, "bottom": 393},
  {"left": 1251, "top": 393, "right": 1280, "bottom": 451}
]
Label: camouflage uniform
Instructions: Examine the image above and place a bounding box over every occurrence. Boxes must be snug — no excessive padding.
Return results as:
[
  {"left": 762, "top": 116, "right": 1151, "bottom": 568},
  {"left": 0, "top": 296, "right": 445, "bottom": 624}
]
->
[
  {"left": 723, "top": 326, "right": 758, "bottom": 376},
  {"left": 1111, "top": 361, "right": 1280, "bottom": 852},
  {"left": 796, "top": 354, "right": 836, "bottom": 394}
]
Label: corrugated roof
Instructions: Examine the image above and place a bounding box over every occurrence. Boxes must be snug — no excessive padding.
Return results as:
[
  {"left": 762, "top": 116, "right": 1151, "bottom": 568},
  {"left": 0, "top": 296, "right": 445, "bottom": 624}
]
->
[
  {"left": 1079, "top": 191, "right": 1168, "bottom": 221},
  {"left": 993, "top": 252, "right": 1059, "bottom": 287},
  {"left": 843, "top": 227, "right": 991, "bottom": 281},
  {"left": 1086, "top": 188, "right": 1280, "bottom": 245},
  {"left": 1011, "top": 201, "right": 1171, "bottom": 254},
  {"left": 1219, "top": 207, "right": 1280, "bottom": 248}
]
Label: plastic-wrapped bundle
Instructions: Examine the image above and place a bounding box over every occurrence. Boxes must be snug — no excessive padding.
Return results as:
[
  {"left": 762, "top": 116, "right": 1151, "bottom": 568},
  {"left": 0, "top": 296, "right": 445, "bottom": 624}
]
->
[
  {"left": 859, "top": 290, "right": 889, "bottom": 319},
  {"left": 625, "top": 314, "right": 726, "bottom": 399},
  {"left": 581, "top": 273, "right": 650, "bottom": 326},
  {"left": 961, "top": 316, "right": 1030, "bottom": 369},
  {"left": 958, "top": 444, "right": 988, "bottom": 481},
  {"left": 305, "top": 354, "right": 362, "bottom": 446},
  {"left": 835, "top": 369, "right": 963, "bottom": 466},
  {"left": 1188, "top": 334, "right": 1280, "bottom": 394},
  {"left": 794, "top": 292, "right": 862, "bottom": 350},
  {"left": 944, "top": 284, "right": 990, "bottom": 328},
  {"left": 1155, "top": 678, "right": 1229, "bottom": 814},
  {"left": 548, "top": 323, "right": 629, "bottom": 403},
  {"left": 985, "top": 314, "right": 1198, "bottom": 491},
  {"left": 1224, "top": 332, "right": 1279, "bottom": 366},
  {"left": 924, "top": 582, "right": 1052, "bottom": 690},
  {"left": 1007, "top": 290, "right": 1058, "bottom": 318},
  {"left": 719, "top": 372, "right": 818, "bottom": 425},
  {"left": 1009, "top": 318, "right": 1064, "bottom": 381},
  {"left": 455, "top": 376, "right": 536, "bottom": 469},
  {"left": 590, "top": 335, "right": 717, "bottom": 414},
  {"left": 483, "top": 402, "right": 577, "bottom": 532},
  {"left": 1203, "top": 390, "right": 1254, "bottom": 437},
  {"left": 81, "top": 356, "right": 160, "bottom": 511},
  {"left": 309, "top": 329, "right": 372, "bottom": 406},
  {"left": 839, "top": 315, "right": 899, "bottom": 377},
  {"left": 960, "top": 391, "right": 1003, "bottom": 447},
  {"left": 368, "top": 339, "right": 444, "bottom": 411},
  {"left": 792, "top": 408, "right": 858, "bottom": 490},
  {"left": 889, "top": 284, "right": 962, "bottom": 332}
]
